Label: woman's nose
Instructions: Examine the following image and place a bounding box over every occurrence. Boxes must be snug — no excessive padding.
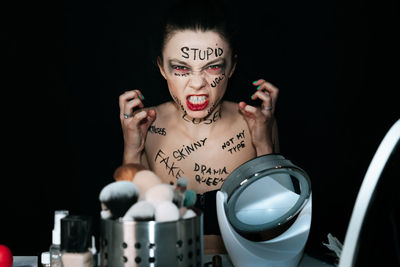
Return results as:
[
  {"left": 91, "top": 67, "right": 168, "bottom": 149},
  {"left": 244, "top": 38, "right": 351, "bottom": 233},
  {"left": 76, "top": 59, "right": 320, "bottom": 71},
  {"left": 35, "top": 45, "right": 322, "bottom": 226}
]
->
[{"left": 188, "top": 72, "right": 207, "bottom": 89}]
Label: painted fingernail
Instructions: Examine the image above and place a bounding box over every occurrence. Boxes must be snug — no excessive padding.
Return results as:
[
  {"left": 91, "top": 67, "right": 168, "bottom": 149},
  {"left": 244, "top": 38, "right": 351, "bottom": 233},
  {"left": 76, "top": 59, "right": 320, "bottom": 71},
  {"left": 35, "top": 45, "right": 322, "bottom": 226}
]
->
[
  {"left": 257, "top": 85, "right": 261, "bottom": 90},
  {"left": 252, "top": 80, "right": 258, "bottom": 84},
  {"left": 140, "top": 94, "right": 145, "bottom": 100},
  {"left": 251, "top": 94, "right": 254, "bottom": 98}
]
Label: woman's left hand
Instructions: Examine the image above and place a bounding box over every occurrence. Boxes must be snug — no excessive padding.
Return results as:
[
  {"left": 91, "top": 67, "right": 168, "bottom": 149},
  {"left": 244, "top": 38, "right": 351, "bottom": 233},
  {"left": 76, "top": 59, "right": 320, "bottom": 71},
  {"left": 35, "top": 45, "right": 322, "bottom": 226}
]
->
[{"left": 238, "top": 79, "right": 279, "bottom": 156}]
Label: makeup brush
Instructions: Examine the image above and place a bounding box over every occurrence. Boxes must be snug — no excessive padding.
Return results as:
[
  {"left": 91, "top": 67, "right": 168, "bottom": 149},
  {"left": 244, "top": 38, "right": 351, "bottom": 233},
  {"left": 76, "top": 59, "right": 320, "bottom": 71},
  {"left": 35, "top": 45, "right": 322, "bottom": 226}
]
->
[
  {"left": 113, "top": 163, "right": 146, "bottom": 181},
  {"left": 182, "top": 209, "right": 197, "bottom": 219},
  {"left": 132, "top": 170, "right": 162, "bottom": 199},
  {"left": 183, "top": 190, "right": 197, "bottom": 207},
  {"left": 179, "top": 190, "right": 197, "bottom": 218},
  {"left": 176, "top": 177, "right": 188, "bottom": 190},
  {"left": 155, "top": 201, "right": 180, "bottom": 222},
  {"left": 173, "top": 177, "right": 189, "bottom": 207},
  {"left": 99, "top": 181, "right": 139, "bottom": 219},
  {"left": 144, "top": 184, "right": 174, "bottom": 207},
  {"left": 122, "top": 200, "right": 155, "bottom": 221},
  {"left": 100, "top": 210, "right": 112, "bottom": 220}
]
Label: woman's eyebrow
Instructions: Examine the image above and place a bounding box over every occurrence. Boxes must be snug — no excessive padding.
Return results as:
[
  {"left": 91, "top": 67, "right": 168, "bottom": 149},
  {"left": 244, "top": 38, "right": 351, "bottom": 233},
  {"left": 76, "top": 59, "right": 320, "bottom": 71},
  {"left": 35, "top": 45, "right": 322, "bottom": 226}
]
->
[
  {"left": 168, "top": 58, "right": 226, "bottom": 67},
  {"left": 168, "top": 59, "right": 190, "bottom": 66},
  {"left": 204, "top": 58, "right": 226, "bottom": 67},
  {"left": 204, "top": 58, "right": 226, "bottom": 66}
]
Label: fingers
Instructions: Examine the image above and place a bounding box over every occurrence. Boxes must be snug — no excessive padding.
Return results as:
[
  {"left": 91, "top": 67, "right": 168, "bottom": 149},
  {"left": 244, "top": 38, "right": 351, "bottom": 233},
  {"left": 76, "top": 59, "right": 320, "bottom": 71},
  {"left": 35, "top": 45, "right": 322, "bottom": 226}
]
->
[
  {"left": 251, "top": 79, "right": 279, "bottom": 112},
  {"left": 238, "top": 101, "right": 264, "bottom": 120},
  {"left": 122, "top": 108, "right": 157, "bottom": 127},
  {"left": 252, "top": 79, "right": 279, "bottom": 97},
  {"left": 119, "top": 89, "right": 152, "bottom": 125},
  {"left": 239, "top": 101, "right": 256, "bottom": 114},
  {"left": 132, "top": 110, "right": 148, "bottom": 121},
  {"left": 251, "top": 90, "right": 273, "bottom": 112},
  {"left": 136, "top": 109, "right": 157, "bottom": 126},
  {"left": 119, "top": 89, "right": 145, "bottom": 115},
  {"left": 147, "top": 109, "right": 157, "bottom": 122},
  {"left": 239, "top": 79, "right": 279, "bottom": 118}
]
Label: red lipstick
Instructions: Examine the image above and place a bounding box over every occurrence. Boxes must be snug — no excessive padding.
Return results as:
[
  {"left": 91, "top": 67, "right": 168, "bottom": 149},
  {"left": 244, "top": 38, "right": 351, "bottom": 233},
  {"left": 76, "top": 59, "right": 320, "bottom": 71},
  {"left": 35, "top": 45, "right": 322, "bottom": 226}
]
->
[{"left": 186, "top": 95, "right": 209, "bottom": 111}]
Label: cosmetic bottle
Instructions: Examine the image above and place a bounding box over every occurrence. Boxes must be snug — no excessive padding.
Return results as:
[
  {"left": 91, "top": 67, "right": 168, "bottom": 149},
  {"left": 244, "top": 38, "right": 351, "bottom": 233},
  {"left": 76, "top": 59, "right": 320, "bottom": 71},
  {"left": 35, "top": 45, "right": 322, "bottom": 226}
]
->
[
  {"left": 41, "top": 251, "right": 50, "bottom": 267},
  {"left": 60, "top": 215, "right": 93, "bottom": 267},
  {"left": 49, "top": 210, "right": 69, "bottom": 267}
]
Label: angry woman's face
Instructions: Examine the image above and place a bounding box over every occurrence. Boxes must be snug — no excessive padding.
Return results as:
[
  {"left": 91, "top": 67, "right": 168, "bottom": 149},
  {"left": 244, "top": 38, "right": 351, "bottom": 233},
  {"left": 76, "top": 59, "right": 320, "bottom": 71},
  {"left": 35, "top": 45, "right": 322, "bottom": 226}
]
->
[{"left": 158, "top": 30, "right": 236, "bottom": 120}]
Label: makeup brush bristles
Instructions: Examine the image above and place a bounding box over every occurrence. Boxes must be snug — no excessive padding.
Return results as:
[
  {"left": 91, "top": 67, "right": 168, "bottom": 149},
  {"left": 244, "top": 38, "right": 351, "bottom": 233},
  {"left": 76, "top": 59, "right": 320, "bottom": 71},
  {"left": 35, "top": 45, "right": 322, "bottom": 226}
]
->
[
  {"left": 99, "top": 168, "right": 198, "bottom": 222},
  {"left": 99, "top": 181, "right": 139, "bottom": 219},
  {"left": 123, "top": 200, "right": 155, "bottom": 221},
  {"left": 183, "top": 190, "right": 197, "bottom": 207},
  {"left": 177, "top": 177, "right": 188, "bottom": 189},
  {"left": 113, "top": 163, "right": 146, "bottom": 181},
  {"left": 132, "top": 170, "right": 163, "bottom": 199}
]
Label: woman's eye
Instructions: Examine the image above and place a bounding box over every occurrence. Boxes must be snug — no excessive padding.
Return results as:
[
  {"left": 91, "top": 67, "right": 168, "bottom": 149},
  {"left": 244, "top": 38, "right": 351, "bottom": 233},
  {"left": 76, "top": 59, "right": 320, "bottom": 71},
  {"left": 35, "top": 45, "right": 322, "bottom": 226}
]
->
[
  {"left": 207, "top": 65, "right": 222, "bottom": 70},
  {"left": 173, "top": 65, "right": 189, "bottom": 72},
  {"left": 205, "top": 64, "right": 224, "bottom": 74}
]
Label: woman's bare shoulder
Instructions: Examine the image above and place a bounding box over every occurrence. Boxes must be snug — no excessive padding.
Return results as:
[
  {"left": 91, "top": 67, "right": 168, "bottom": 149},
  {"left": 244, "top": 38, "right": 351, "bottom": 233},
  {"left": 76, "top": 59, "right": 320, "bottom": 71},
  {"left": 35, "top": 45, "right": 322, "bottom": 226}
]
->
[
  {"left": 222, "top": 100, "right": 237, "bottom": 110},
  {"left": 222, "top": 101, "right": 246, "bottom": 122},
  {"left": 151, "top": 101, "right": 176, "bottom": 124}
]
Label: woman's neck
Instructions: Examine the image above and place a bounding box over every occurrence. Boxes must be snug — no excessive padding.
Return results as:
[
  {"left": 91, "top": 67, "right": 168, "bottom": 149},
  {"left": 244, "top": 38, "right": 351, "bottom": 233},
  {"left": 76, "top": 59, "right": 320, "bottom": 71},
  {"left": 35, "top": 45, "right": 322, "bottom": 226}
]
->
[{"left": 172, "top": 101, "right": 224, "bottom": 135}]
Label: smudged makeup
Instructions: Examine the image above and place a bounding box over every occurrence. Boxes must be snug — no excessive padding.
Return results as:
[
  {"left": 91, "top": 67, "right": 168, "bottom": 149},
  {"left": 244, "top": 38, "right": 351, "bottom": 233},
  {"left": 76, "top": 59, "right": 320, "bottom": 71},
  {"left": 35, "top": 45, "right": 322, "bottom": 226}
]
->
[
  {"left": 159, "top": 31, "right": 234, "bottom": 123},
  {"left": 167, "top": 58, "right": 227, "bottom": 113}
]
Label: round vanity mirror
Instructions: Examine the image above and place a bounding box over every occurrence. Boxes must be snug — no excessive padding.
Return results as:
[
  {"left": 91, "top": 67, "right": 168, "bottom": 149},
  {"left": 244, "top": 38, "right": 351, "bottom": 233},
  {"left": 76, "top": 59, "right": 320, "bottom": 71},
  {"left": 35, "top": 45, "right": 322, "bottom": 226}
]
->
[{"left": 221, "top": 154, "right": 311, "bottom": 241}]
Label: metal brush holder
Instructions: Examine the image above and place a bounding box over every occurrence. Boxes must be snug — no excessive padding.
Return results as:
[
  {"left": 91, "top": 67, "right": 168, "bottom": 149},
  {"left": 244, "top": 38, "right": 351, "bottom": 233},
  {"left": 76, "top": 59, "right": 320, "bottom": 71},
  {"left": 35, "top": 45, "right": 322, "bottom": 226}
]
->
[{"left": 100, "top": 210, "right": 203, "bottom": 267}]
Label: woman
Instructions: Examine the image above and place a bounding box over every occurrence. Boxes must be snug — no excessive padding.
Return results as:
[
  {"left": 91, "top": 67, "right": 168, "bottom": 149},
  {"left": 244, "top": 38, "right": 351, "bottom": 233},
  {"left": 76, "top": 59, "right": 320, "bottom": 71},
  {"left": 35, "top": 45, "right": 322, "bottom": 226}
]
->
[{"left": 119, "top": 0, "right": 279, "bottom": 254}]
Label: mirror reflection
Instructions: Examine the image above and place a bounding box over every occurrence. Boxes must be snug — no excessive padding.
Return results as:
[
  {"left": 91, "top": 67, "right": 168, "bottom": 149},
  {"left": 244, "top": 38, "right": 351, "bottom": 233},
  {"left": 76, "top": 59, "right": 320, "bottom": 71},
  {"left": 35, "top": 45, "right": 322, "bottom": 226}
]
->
[{"left": 232, "top": 171, "right": 302, "bottom": 225}]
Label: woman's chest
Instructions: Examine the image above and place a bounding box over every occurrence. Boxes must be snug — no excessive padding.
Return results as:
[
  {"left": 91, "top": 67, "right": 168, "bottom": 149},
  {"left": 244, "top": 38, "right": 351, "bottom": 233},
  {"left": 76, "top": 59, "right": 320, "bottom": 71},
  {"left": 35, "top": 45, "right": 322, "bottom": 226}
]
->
[{"left": 145, "top": 126, "right": 256, "bottom": 194}]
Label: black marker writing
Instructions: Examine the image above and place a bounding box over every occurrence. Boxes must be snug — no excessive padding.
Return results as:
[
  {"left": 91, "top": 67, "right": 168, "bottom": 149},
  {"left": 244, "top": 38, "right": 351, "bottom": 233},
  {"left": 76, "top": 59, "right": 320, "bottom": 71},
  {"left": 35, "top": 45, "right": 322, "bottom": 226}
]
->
[
  {"left": 206, "top": 99, "right": 221, "bottom": 116},
  {"left": 148, "top": 125, "right": 167, "bottom": 136},
  {"left": 194, "top": 163, "right": 229, "bottom": 186},
  {"left": 203, "top": 106, "right": 222, "bottom": 125},
  {"left": 174, "top": 73, "right": 189, "bottom": 77},
  {"left": 236, "top": 130, "right": 245, "bottom": 140},
  {"left": 210, "top": 73, "right": 226, "bottom": 88},
  {"left": 181, "top": 46, "right": 189, "bottom": 59},
  {"left": 154, "top": 149, "right": 184, "bottom": 179},
  {"left": 181, "top": 46, "right": 224, "bottom": 60},
  {"left": 174, "top": 93, "right": 222, "bottom": 125},
  {"left": 221, "top": 138, "right": 235, "bottom": 150},
  {"left": 228, "top": 140, "right": 245, "bottom": 154},
  {"left": 172, "top": 138, "right": 208, "bottom": 161},
  {"left": 193, "top": 163, "right": 229, "bottom": 176},
  {"left": 182, "top": 106, "right": 222, "bottom": 125},
  {"left": 195, "top": 176, "right": 226, "bottom": 186},
  {"left": 221, "top": 130, "right": 246, "bottom": 154},
  {"left": 172, "top": 94, "right": 186, "bottom": 113}
]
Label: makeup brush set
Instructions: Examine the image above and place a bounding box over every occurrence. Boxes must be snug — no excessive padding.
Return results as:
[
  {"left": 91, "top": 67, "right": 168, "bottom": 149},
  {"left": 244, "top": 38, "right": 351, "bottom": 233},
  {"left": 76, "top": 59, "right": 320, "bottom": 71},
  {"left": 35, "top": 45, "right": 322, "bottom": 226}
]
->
[{"left": 98, "top": 164, "right": 203, "bottom": 267}]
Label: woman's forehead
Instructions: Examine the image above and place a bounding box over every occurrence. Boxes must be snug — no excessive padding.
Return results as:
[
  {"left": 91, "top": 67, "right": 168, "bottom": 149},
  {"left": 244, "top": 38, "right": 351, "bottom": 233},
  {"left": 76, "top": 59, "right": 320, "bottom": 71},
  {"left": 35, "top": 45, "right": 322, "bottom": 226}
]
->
[{"left": 163, "top": 30, "right": 231, "bottom": 59}]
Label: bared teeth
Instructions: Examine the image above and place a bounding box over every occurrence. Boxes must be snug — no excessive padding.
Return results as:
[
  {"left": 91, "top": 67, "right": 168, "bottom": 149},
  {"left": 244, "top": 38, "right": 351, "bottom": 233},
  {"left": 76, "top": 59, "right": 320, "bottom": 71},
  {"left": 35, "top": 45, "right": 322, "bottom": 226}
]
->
[{"left": 188, "top": 96, "right": 207, "bottom": 104}]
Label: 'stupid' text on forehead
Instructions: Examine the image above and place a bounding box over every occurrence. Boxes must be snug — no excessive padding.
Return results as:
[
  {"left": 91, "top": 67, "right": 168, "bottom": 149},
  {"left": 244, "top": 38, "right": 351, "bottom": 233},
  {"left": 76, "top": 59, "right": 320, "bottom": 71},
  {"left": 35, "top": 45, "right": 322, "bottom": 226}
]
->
[{"left": 180, "top": 46, "right": 224, "bottom": 61}]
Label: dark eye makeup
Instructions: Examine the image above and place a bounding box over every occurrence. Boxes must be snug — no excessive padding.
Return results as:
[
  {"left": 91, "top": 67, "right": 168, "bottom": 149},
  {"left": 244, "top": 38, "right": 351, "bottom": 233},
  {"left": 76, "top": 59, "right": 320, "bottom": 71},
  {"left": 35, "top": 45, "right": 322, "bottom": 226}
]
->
[{"left": 168, "top": 59, "right": 226, "bottom": 75}]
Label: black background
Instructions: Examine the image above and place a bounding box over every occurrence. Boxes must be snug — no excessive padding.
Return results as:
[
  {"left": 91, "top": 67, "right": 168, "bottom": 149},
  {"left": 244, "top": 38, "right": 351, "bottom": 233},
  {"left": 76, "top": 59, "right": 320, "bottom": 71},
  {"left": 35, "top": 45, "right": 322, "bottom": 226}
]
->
[{"left": 2, "top": 0, "right": 399, "bottom": 262}]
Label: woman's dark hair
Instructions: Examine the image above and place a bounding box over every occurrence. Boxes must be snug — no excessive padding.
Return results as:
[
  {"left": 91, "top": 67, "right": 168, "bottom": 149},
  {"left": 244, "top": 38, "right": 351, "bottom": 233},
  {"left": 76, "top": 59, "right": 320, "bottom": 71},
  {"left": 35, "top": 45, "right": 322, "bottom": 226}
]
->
[{"left": 158, "top": 0, "right": 237, "bottom": 59}]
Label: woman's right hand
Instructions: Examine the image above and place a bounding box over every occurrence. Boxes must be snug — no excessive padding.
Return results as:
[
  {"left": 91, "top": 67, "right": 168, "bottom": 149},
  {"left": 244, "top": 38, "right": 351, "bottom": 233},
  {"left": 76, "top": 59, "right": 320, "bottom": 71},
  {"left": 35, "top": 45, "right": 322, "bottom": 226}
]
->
[{"left": 119, "top": 90, "right": 157, "bottom": 163}]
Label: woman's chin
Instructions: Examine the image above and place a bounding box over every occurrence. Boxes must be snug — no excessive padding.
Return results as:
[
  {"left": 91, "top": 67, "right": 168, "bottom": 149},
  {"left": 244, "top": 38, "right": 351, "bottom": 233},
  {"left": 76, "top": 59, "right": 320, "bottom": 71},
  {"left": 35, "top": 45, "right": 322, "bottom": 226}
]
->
[{"left": 185, "top": 109, "right": 209, "bottom": 120}]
